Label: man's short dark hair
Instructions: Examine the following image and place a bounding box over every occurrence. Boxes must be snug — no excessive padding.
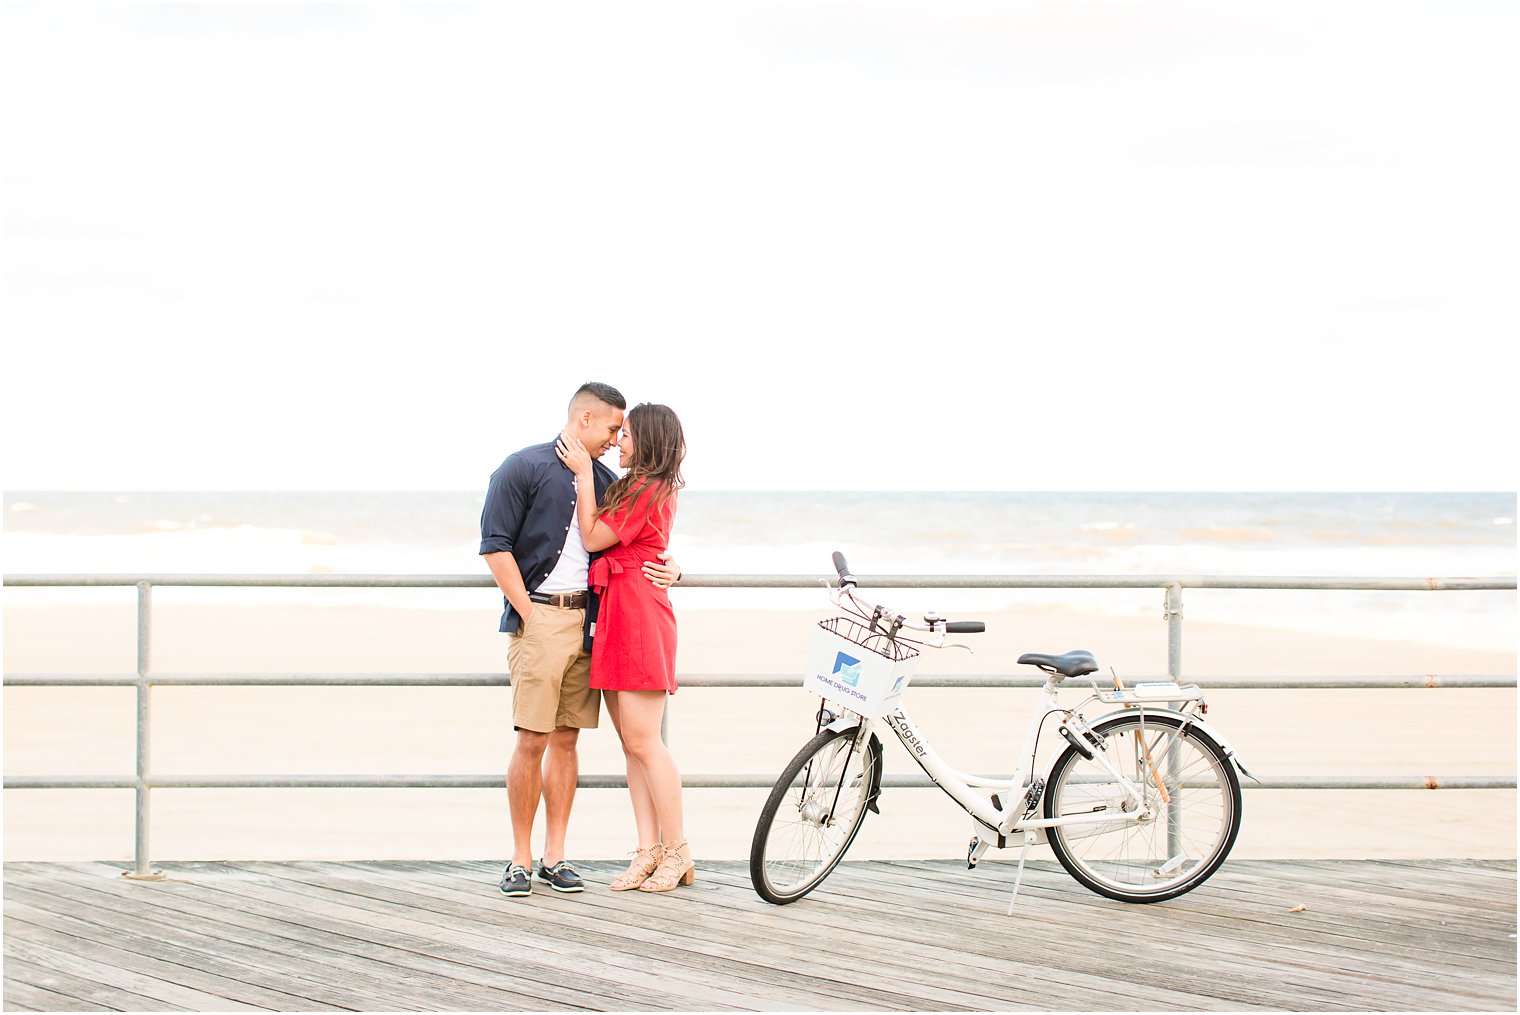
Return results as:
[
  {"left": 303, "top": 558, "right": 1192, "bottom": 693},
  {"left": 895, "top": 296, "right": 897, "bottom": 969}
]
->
[{"left": 571, "top": 382, "right": 626, "bottom": 412}]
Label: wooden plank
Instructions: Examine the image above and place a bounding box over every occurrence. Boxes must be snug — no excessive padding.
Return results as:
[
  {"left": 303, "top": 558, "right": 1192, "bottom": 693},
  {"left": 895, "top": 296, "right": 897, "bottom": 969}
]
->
[
  {"left": 394, "top": 858, "right": 1156, "bottom": 1010},
  {"left": 380, "top": 859, "right": 949, "bottom": 1012},
  {"left": 169, "top": 862, "right": 722, "bottom": 1012},
  {"left": 3, "top": 878, "right": 425, "bottom": 1012},
  {"left": 2, "top": 953, "right": 198, "bottom": 1012},
  {"left": 839, "top": 863, "right": 1513, "bottom": 1008},
  {"left": 12, "top": 866, "right": 586, "bottom": 1012},
  {"left": 256, "top": 856, "right": 839, "bottom": 1015},
  {"left": 218, "top": 860, "right": 954, "bottom": 1012},
  {"left": 713, "top": 858, "right": 1512, "bottom": 1011},
  {"left": 212, "top": 860, "right": 804, "bottom": 1013},
  {"left": 714, "top": 858, "right": 1342, "bottom": 1009},
  {"left": 701, "top": 863, "right": 1332, "bottom": 1011},
  {"left": 3, "top": 969, "right": 117, "bottom": 1013},
  {"left": 4, "top": 859, "right": 1514, "bottom": 1013},
  {"left": 400, "top": 859, "right": 1260, "bottom": 1011},
  {"left": 882, "top": 857, "right": 1517, "bottom": 967},
  {"left": 12, "top": 866, "right": 607, "bottom": 1012},
  {"left": 380, "top": 857, "right": 1110, "bottom": 1011},
  {"left": 2, "top": 909, "right": 275, "bottom": 1012},
  {"left": 495, "top": 850, "right": 1507, "bottom": 1008}
]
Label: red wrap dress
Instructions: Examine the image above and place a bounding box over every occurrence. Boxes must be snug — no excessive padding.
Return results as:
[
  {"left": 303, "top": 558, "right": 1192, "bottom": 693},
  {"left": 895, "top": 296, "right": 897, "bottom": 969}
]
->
[{"left": 589, "top": 482, "right": 678, "bottom": 694}]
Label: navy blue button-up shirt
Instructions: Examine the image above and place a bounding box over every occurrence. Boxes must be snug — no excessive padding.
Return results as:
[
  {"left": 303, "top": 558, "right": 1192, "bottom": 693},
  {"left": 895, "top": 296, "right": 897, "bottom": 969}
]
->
[{"left": 479, "top": 439, "right": 616, "bottom": 647}]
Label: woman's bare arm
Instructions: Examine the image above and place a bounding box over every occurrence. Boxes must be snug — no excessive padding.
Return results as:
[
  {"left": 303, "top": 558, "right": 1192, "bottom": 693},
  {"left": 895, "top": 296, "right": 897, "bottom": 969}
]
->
[{"left": 557, "top": 434, "right": 621, "bottom": 551}]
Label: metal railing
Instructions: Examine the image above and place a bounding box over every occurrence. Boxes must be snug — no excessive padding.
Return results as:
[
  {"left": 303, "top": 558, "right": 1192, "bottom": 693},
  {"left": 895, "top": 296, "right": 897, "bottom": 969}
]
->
[{"left": 4, "top": 571, "right": 1515, "bottom": 877}]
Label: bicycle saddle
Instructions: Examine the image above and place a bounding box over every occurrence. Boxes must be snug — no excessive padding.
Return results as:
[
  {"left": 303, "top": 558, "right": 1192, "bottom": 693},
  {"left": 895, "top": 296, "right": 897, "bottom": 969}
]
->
[{"left": 1017, "top": 650, "right": 1099, "bottom": 678}]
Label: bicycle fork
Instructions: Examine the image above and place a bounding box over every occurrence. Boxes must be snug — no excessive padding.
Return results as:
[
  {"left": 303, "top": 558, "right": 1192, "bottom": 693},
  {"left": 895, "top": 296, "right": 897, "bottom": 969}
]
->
[{"left": 808, "top": 716, "right": 880, "bottom": 830}]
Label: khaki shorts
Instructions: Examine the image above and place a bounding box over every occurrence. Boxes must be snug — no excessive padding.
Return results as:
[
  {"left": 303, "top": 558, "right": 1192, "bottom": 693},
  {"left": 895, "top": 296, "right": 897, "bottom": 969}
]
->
[{"left": 507, "top": 603, "right": 600, "bottom": 733}]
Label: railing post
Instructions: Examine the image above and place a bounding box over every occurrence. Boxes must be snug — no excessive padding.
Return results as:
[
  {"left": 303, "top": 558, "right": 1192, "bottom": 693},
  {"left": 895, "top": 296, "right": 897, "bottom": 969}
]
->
[
  {"left": 1165, "top": 583, "right": 1183, "bottom": 681},
  {"left": 1164, "top": 583, "right": 1184, "bottom": 860},
  {"left": 123, "top": 581, "right": 163, "bottom": 880}
]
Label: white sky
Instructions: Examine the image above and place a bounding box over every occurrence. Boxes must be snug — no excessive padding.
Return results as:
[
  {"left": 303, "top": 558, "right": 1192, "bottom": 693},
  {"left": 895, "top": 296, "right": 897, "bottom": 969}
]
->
[{"left": 2, "top": 0, "right": 1515, "bottom": 493}]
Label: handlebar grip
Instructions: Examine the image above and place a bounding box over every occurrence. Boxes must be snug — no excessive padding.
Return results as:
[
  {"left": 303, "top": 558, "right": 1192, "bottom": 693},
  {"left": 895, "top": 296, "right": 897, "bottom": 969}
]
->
[
  {"left": 831, "top": 551, "right": 856, "bottom": 586},
  {"left": 946, "top": 621, "right": 985, "bottom": 634}
]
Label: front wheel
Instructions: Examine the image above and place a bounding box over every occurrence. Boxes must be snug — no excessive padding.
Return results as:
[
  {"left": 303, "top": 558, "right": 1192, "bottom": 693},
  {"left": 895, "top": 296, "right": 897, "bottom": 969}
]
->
[
  {"left": 1044, "top": 712, "right": 1242, "bottom": 903},
  {"left": 750, "top": 726, "right": 882, "bottom": 904}
]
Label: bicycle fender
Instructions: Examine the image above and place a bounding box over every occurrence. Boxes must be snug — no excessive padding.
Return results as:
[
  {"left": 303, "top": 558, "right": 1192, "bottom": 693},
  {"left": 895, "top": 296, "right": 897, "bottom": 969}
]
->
[
  {"left": 865, "top": 733, "right": 884, "bottom": 812},
  {"left": 1089, "top": 707, "right": 1257, "bottom": 782}
]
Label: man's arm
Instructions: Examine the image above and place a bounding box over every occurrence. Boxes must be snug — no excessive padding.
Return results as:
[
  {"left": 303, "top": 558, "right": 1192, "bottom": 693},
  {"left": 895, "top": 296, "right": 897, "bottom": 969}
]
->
[
  {"left": 484, "top": 551, "right": 534, "bottom": 624},
  {"left": 480, "top": 454, "right": 533, "bottom": 621}
]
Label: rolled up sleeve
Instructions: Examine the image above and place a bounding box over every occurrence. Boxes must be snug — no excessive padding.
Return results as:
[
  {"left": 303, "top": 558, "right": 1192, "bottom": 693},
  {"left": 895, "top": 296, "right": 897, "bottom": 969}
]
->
[{"left": 479, "top": 457, "right": 528, "bottom": 555}]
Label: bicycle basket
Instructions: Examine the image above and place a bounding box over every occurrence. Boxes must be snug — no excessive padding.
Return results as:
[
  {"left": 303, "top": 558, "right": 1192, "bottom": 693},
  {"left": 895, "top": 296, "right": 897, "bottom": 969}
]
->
[{"left": 804, "top": 616, "right": 920, "bottom": 718}]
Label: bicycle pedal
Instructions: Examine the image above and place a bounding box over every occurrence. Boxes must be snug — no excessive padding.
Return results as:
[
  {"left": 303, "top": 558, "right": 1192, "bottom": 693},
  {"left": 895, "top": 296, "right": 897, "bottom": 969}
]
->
[{"left": 1021, "top": 778, "right": 1045, "bottom": 816}]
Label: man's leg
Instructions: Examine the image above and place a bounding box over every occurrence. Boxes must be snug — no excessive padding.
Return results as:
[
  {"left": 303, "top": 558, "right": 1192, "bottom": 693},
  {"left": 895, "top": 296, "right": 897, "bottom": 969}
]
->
[
  {"left": 543, "top": 620, "right": 599, "bottom": 866},
  {"left": 541, "top": 726, "right": 579, "bottom": 866},
  {"left": 507, "top": 730, "right": 550, "bottom": 868},
  {"left": 506, "top": 607, "right": 565, "bottom": 872}
]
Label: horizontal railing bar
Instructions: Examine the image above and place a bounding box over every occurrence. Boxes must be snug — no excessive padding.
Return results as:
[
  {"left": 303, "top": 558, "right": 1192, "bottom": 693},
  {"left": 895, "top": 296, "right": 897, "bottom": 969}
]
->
[
  {"left": 6, "top": 774, "right": 1513, "bottom": 790},
  {"left": 6, "top": 673, "right": 1514, "bottom": 689},
  {"left": 4, "top": 673, "right": 512, "bottom": 687},
  {"left": 8, "top": 573, "right": 1511, "bottom": 867},
  {"left": 4, "top": 573, "right": 1515, "bottom": 591}
]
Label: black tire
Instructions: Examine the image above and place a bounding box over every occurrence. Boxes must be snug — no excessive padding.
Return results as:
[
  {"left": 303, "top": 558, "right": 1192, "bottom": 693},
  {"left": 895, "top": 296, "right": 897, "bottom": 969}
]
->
[
  {"left": 749, "top": 727, "right": 882, "bottom": 904},
  {"left": 1044, "top": 712, "right": 1242, "bottom": 903}
]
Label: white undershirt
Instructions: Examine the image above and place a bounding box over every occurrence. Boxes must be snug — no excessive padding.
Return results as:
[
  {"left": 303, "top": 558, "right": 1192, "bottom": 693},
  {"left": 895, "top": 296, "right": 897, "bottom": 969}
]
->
[{"left": 537, "top": 477, "right": 591, "bottom": 593}]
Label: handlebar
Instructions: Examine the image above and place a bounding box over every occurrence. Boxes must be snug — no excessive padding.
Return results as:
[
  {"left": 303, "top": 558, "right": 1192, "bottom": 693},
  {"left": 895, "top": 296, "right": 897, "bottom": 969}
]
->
[
  {"left": 827, "top": 551, "right": 984, "bottom": 639},
  {"left": 832, "top": 551, "right": 856, "bottom": 588}
]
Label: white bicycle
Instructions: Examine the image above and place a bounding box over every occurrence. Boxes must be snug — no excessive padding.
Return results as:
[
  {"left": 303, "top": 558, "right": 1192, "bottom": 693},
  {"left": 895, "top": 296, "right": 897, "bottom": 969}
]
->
[{"left": 749, "top": 553, "right": 1251, "bottom": 910}]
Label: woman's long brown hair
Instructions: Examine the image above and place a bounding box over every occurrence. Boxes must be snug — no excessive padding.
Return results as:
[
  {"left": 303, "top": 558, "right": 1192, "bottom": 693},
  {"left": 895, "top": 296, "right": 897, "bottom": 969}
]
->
[{"left": 599, "top": 403, "right": 686, "bottom": 525}]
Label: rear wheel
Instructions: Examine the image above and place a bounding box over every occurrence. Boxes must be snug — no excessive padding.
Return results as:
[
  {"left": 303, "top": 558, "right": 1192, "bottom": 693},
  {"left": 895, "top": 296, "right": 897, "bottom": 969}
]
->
[
  {"left": 1044, "top": 713, "right": 1241, "bottom": 902},
  {"left": 750, "top": 727, "right": 881, "bottom": 904}
]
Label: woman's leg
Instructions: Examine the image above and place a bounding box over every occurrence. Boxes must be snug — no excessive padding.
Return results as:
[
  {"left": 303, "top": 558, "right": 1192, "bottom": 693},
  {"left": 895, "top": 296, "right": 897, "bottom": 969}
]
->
[
  {"left": 613, "top": 690, "right": 683, "bottom": 844},
  {"left": 605, "top": 691, "right": 662, "bottom": 848}
]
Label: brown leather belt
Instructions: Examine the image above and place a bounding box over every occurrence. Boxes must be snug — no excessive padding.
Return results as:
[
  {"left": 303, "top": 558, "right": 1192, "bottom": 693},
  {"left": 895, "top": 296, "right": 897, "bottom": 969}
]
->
[{"left": 529, "top": 590, "right": 588, "bottom": 609}]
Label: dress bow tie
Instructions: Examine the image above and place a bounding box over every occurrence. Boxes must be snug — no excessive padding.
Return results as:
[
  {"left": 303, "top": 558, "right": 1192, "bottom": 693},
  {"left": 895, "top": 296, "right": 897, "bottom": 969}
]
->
[{"left": 589, "top": 556, "right": 625, "bottom": 594}]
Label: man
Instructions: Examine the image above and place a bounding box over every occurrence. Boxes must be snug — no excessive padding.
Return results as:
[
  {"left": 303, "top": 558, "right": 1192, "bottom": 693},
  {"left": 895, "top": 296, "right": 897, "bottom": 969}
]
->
[{"left": 480, "top": 381, "right": 681, "bottom": 897}]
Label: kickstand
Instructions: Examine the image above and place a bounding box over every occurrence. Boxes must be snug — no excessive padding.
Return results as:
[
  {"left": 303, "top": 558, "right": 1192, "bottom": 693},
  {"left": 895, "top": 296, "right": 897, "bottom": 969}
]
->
[{"left": 1006, "top": 830, "right": 1036, "bottom": 916}]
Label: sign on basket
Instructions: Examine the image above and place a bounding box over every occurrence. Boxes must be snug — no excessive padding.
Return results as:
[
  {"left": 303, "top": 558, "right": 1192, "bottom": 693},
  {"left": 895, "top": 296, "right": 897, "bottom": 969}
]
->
[{"left": 803, "top": 617, "right": 920, "bottom": 718}]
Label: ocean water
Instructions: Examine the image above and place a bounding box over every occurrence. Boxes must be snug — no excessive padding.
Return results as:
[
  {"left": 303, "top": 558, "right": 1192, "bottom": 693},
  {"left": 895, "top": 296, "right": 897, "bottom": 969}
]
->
[{"left": 4, "top": 491, "right": 1516, "bottom": 650}]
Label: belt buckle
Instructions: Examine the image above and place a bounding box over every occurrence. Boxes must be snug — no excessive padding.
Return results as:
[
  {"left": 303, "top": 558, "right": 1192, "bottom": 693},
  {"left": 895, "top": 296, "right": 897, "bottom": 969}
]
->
[{"left": 536, "top": 591, "right": 586, "bottom": 608}]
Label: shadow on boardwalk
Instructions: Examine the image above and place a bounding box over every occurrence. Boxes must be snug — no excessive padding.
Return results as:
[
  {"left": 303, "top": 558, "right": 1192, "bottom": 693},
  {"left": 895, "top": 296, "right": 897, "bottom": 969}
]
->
[{"left": 4, "top": 858, "right": 1515, "bottom": 1011}]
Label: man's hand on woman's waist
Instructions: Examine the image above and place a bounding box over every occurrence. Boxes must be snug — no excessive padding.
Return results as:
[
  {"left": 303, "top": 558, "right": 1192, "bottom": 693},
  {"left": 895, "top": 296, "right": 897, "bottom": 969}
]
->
[{"left": 643, "top": 551, "right": 681, "bottom": 590}]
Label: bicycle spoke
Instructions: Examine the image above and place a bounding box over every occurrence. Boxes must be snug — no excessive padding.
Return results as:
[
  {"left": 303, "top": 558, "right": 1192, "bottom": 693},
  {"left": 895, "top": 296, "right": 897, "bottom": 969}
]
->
[
  {"left": 751, "top": 727, "right": 880, "bottom": 902},
  {"left": 1046, "top": 718, "right": 1241, "bottom": 901}
]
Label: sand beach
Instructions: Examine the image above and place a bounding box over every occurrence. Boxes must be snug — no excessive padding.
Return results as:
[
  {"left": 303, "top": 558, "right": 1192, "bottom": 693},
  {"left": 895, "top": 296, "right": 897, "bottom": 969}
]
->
[{"left": 4, "top": 598, "right": 1514, "bottom": 864}]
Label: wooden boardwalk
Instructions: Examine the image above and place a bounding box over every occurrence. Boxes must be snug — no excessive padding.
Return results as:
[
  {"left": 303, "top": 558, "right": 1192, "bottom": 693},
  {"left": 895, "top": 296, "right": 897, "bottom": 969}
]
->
[{"left": 4, "top": 858, "right": 1514, "bottom": 1012}]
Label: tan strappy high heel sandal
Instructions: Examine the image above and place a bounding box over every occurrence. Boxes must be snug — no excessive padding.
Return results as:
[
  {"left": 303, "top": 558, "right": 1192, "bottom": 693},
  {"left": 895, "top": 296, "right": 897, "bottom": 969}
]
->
[
  {"left": 638, "top": 838, "right": 694, "bottom": 893},
  {"left": 610, "top": 844, "right": 664, "bottom": 891}
]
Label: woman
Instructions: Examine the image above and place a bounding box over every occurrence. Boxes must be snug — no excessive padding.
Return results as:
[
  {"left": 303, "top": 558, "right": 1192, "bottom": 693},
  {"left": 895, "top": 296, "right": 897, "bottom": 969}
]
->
[{"left": 555, "top": 403, "right": 691, "bottom": 893}]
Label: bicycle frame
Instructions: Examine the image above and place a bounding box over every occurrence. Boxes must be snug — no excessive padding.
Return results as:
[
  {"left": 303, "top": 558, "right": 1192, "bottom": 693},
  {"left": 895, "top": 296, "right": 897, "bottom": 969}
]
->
[
  {"left": 815, "top": 569, "right": 1249, "bottom": 851},
  {"left": 753, "top": 558, "right": 1250, "bottom": 911},
  {"left": 829, "top": 674, "right": 1249, "bottom": 848},
  {"left": 837, "top": 680, "right": 1135, "bottom": 845}
]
